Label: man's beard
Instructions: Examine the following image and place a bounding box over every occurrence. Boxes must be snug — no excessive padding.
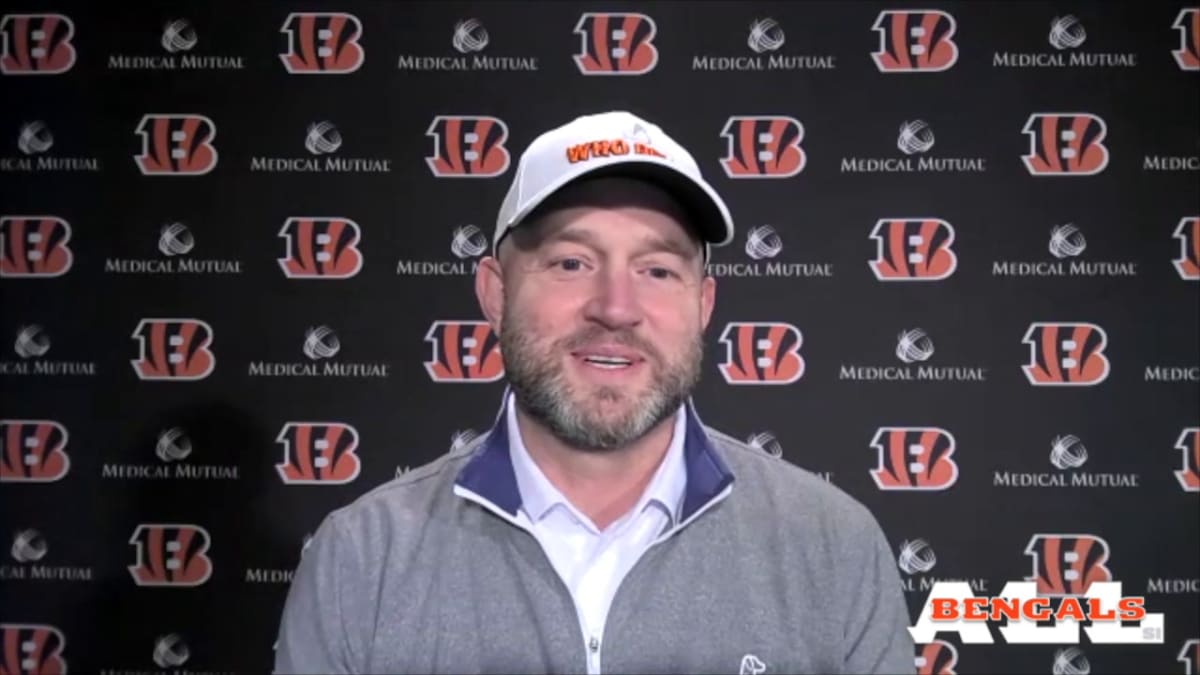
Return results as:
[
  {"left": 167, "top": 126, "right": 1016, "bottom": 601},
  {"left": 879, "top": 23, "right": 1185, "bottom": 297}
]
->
[{"left": 500, "top": 309, "right": 703, "bottom": 452}]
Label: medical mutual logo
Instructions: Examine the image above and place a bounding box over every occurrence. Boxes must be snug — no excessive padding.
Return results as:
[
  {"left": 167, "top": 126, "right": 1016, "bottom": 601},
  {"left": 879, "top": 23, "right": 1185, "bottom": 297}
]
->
[
  {"left": 839, "top": 328, "right": 988, "bottom": 382},
  {"left": 0, "top": 529, "right": 92, "bottom": 582},
  {"left": 992, "top": 15, "right": 1137, "bottom": 68},
  {"left": 100, "top": 427, "right": 239, "bottom": 480},
  {"left": 396, "top": 224, "right": 486, "bottom": 276},
  {"left": 0, "top": 121, "right": 100, "bottom": 172},
  {"left": 250, "top": 120, "right": 392, "bottom": 173},
  {"left": 705, "top": 225, "right": 834, "bottom": 278},
  {"left": 896, "top": 537, "right": 989, "bottom": 595},
  {"left": 840, "top": 119, "right": 986, "bottom": 173},
  {"left": 397, "top": 18, "right": 538, "bottom": 71},
  {"left": 993, "top": 223, "right": 1138, "bottom": 277},
  {"left": 992, "top": 433, "right": 1140, "bottom": 488},
  {"left": 692, "top": 17, "right": 836, "bottom": 71},
  {"left": 248, "top": 325, "right": 391, "bottom": 378},
  {"left": 0, "top": 324, "right": 97, "bottom": 376},
  {"left": 107, "top": 18, "right": 245, "bottom": 70},
  {"left": 104, "top": 222, "right": 244, "bottom": 275}
]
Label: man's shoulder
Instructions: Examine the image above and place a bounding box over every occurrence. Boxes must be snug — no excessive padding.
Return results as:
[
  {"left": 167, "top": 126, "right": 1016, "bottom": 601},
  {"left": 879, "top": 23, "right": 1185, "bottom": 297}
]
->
[
  {"left": 705, "top": 426, "right": 880, "bottom": 530},
  {"left": 322, "top": 437, "right": 479, "bottom": 530}
]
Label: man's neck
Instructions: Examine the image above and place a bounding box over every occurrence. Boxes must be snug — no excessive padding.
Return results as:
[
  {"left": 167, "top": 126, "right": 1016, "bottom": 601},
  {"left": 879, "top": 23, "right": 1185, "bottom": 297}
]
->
[{"left": 513, "top": 403, "right": 677, "bottom": 531}]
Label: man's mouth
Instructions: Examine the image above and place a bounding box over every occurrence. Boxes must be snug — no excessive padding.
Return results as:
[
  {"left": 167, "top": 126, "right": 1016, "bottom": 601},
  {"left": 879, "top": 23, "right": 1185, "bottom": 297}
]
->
[
  {"left": 571, "top": 345, "right": 644, "bottom": 371},
  {"left": 580, "top": 354, "right": 634, "bottom": 369}
]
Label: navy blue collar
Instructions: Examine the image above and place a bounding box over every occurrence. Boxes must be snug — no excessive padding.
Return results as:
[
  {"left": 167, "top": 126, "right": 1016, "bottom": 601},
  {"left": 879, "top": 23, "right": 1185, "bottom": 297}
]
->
[{"left": 454, "top": 395, "right": 735, "bottom": 522}]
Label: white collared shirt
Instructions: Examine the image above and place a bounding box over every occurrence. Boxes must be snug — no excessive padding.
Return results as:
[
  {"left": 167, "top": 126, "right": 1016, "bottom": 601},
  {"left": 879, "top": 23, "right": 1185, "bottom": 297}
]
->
[{"left": 506, "top": 393, "right": 687, "bottom": 675}]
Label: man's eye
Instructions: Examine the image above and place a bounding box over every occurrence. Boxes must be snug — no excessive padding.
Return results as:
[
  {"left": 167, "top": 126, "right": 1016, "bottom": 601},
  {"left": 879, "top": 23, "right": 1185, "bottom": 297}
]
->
[
  {"left": 556, "top": 258, "right": 583, "bottom": 271},
  {"left": 647, "top": 267, "right": 677, "bottom": 279}
]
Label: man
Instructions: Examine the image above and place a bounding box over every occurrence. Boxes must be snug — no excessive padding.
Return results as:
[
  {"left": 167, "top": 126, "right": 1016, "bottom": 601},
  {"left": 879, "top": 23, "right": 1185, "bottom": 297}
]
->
[{"left": 274, "top": 111, "right": 915, "bottom": 674}]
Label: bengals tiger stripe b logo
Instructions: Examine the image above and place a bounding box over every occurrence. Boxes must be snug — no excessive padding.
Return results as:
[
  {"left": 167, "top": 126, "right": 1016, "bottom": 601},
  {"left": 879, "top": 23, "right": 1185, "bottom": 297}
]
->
[
  {"left": 871, "top": 10, "right": 958, "bottom": 73},
  {"left": 128, "top": 524, "right": 213, "bottom": 587},
  {"left": 573, "top": 13, "right": 658, "bottom": 75},
  {"left": 276, "top": 422, "right": 361, "bottom": 485},
  {"left": 1174, "top": 216, "right": 1200, "bottom": 280},
  {"left": 131, "top": 318, "right": 216, "bottom": 381},
  {"left": 915, "top": 639, "right": 958, "bottom": 675},
  {"left": 425, "top": 116, "right": 510, "bottom": 177},
  {"left": 279, "top": 12, "right": 364, "bottom": 73},
  {"left": 0, "top": 215, "right": 73, "bottom": 277},
  {"left": 869, "top": 218, "right": 957, "bottom": 281},
  {"left": 719, "top": 116, "right": 805, "bottom": 178},
  {"left": 134, "top": 114, "right": 218, "bottom": 175},
  {"left": 1022, "top": 113, "right": 1109, "bottom": 176},
  {"left": 0, "top": 624, "right": 67, "bottom": 674},
  {"left": 0, "top": 419, "right": 69, "bottom": 483},
  {"left": 1025, "top": 533, "right": 1112, "bottom": 596},
  {"left": 870, "top": 427, "right": 958, "bottom": 490},
  {"left": 1176, "top": 427, "right": 1200, "bottom": 492},
  {"left": 278, "top": 217, "right": 363, "bottom": 278},
  {"left": 0, "top": 14, "right": 76, "bottom": 75},
  {"left": 717, "top": 322, "right": 804, "bottom": 384},
  {"left": 1173, "top": 8, "right": 1200, "bottom": 70},
  {"left": 424, "top": 321, "right": 504, "bottom": 382},
  {"left": 1021, "top": 322, "right": 1110, "bottom": 386}
]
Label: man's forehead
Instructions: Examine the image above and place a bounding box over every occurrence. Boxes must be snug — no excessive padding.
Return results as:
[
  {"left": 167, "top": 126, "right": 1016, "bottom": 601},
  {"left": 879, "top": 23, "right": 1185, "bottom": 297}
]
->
[{"left": 507, "top": 175, "right": 702, "bottom": 254}]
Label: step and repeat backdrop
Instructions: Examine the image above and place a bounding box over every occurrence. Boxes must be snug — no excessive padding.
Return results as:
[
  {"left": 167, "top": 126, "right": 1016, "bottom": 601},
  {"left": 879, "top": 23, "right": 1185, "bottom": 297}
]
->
[{"left": 1, "top": 1, "right": 1198, "bottom": 673}]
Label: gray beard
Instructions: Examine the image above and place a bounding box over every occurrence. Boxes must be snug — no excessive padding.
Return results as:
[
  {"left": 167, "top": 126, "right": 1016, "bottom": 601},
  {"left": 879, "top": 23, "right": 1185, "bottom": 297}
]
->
[{"left": 499, "top": 313, "right": 703, "bottom": 452}]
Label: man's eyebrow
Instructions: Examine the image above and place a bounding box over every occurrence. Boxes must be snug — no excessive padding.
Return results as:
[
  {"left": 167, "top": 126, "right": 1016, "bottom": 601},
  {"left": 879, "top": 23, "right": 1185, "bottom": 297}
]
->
[
  {"left": 537, "top": 227, "right": 700, "bottom": 261},
  {"left": 632, "top": 234, "right": 701, "bottom": 261}
]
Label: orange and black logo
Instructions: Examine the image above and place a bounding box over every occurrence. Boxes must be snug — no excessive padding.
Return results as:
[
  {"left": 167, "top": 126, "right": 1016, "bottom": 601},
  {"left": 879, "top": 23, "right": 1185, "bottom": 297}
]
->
[
  {"left": 130, "top": 318, "right": 215, "bottom": 381},
  {"left": 717, "top": 322, "right": 804, "bottom": 384},
  {"left": 134, "top": 114, "right": 218, "bottom": 175},
  {"left": 871, "top": 10, "right": 958, "bottom": 72},
  {"left": 1174, "top": 8, "right": 1200, "bottom": 70},
  {"left": 424, "top": 321, "right": 504, "bottom": 383},
  {"left": 1025, "top": 533, "right": 1112, "bottom": 596},
  {"left": 276, "top": 422, "right": 361, "bottom": 485},
  {"left": 1022, "top": 113, "right": 1109, "bottom": 176},
  {"left": 277, "top": 217, "right": 363, "bottom": 278},
  {"left": 279, "top": 12, "right": 364, "bottom": 74},
  {"left": 1174, "top": 216, "right": 1200, "bottom": 280},
  {"left": 915, "top": 639, "right": 958, "bottom": 675},
  {"left": 0, "top": 624, "right": 67, "bottom": 674},
  {"left": 719, "top": 116, "right": 805, "bottom": 178},
  {"left": 1021, "top": 322, "right": 1109, "bottom": 386},
  {"left": 128, "top": 524, "right": 212, "bottom": 587},
  {"left": 870, "top": 427, "right": 958, "bottom": 490},
  {"left": 0, "top": 420, "right": 69, "bottom": 483},
  {"left": 1176, "top": 427, "right": 1200, "bottom": 492},
  {"left": 869, "top": 219, "right": 957, "bottom": 281},
  {"left": 0, "top": 14, "right": 75, "bottom": 74},
  {"left": 0, "top": 216, "right": 72, "bottom": 277},
  {"left": 573, "top": 13, "right": 658, "bottom": 75},
  {"left": 426, "top": 116, "right": 509, "bottom": 178}
]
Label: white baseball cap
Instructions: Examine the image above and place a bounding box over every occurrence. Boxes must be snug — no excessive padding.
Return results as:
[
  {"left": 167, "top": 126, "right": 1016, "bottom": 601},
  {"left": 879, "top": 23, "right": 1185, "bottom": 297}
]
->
[{"left": 494, "top": 111, "right": 734, "bottom": 259}]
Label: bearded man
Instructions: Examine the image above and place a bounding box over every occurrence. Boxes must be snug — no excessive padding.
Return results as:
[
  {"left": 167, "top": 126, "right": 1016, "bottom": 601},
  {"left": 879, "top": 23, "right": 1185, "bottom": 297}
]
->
[{"left": 275, "top": 111, "right": 915, "bottom": 675}]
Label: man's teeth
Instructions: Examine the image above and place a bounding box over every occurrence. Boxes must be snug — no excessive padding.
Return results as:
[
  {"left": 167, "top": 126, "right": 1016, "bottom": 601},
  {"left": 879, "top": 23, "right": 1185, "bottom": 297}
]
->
[{"left": 583, "top": 355, "right": 632, "bottom": 368}]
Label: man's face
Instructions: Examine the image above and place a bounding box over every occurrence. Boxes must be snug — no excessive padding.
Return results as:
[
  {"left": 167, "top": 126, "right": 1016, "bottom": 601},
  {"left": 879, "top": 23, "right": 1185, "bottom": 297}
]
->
[{"left": 485, "top": 176, "right": 716, "bottom": 451}]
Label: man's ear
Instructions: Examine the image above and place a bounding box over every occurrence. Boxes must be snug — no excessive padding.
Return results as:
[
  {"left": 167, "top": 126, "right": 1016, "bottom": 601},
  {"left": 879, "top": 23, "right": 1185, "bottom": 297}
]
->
[
  {"left": 700, "top": 274, "right": 716, "bottom": 331},
  {"left": 475, "top": 255, "right": 505, "bottom": 334}
]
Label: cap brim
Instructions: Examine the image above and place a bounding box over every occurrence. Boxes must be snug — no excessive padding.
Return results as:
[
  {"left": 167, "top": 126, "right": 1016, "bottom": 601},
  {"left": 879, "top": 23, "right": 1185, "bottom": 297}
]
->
[{"left": 503, "top": 158, "right": 734, "bottom": 250}]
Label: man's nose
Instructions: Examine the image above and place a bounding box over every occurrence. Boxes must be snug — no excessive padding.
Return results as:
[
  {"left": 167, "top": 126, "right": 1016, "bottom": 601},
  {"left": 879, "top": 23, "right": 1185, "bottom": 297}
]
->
[{"left": 582, "top": 265, "right": 643, "bottom": 330}]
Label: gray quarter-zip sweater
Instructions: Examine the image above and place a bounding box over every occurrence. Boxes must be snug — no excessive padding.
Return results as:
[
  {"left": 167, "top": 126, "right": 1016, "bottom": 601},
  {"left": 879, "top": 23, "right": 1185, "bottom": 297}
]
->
[{"left": 274, "top": 400, "right": 915, "bottom": 674}]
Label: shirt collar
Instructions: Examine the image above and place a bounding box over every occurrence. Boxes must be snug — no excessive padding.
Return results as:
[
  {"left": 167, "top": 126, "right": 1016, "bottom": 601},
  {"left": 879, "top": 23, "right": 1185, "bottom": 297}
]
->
[
  {"left": 506, "top": 391, "right": 688, "bottom": 528},
  {"left": 455, "top": 389, "right": 734, "bottom": 524}
]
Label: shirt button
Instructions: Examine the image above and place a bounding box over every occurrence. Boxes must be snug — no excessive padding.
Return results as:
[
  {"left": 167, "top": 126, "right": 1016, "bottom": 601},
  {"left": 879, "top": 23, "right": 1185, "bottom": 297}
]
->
[{"left": 588, "top": 637, "right": 600, "bottom": 652}]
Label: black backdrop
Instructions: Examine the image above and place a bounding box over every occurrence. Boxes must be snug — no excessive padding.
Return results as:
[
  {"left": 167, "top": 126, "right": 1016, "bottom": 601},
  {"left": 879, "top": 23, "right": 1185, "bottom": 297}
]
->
[{"left": 1, "top": 1, "right": 1198, "bottom": 673}]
